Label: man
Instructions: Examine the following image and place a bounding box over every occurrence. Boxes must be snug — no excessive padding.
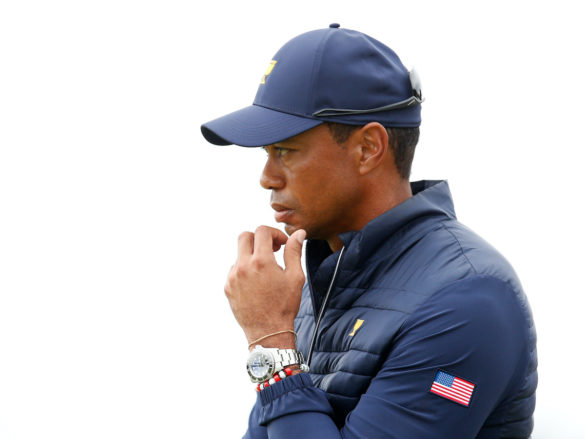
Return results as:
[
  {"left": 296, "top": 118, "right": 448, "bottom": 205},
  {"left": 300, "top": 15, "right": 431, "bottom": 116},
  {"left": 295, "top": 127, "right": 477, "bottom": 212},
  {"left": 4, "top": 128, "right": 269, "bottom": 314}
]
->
[{"left": 201, "top": 24, "right": 537, "bottom": 438}]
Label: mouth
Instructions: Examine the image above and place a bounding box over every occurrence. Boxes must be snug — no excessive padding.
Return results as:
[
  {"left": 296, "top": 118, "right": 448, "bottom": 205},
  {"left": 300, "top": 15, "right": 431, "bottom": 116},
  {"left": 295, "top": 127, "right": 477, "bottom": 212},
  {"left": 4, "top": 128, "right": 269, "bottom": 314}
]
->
[{"left": 271, "top": 203, "right": 294, "bottom": 223}]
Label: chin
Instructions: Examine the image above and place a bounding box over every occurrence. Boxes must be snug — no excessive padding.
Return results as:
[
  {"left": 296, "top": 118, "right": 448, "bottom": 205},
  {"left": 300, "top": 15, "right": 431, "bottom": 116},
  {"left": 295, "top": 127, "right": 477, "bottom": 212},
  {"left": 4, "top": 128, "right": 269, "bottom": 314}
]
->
[
  {"left": 284, "top": 223, "right": 316, "bottom": 241},
  {"left": 283, "top": 224, "right": 296, "bottom": 236}
]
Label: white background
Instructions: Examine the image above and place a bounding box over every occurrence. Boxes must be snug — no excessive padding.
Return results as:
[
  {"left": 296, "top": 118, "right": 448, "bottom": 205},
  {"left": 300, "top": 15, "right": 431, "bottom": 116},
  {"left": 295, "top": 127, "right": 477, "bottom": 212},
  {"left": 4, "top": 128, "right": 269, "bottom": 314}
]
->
[{"left": 1, "top": 1, "right": 583, "bottom": 438}]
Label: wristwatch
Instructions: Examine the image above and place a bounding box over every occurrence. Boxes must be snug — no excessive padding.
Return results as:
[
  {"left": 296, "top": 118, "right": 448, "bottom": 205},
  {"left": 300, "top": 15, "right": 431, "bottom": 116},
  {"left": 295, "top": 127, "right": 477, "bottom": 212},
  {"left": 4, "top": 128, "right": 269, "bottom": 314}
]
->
[{"left": 246, "top": 345, "right": 307, "bottom": 383}]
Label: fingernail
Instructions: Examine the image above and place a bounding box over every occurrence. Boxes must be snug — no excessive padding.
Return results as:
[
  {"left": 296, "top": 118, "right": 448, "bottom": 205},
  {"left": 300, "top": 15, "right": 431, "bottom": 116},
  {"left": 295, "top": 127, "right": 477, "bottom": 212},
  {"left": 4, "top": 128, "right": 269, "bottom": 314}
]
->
[{"left": 296, "top": 230, "right": 306, "bottom": 244}]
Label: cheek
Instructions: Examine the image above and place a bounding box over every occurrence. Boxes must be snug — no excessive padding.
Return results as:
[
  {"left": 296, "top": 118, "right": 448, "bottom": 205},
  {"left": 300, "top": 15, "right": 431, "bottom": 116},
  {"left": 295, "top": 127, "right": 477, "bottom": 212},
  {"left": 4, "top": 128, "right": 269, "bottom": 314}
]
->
[{"left": 298, "top": 169, "right": 354, "bottom": 214}]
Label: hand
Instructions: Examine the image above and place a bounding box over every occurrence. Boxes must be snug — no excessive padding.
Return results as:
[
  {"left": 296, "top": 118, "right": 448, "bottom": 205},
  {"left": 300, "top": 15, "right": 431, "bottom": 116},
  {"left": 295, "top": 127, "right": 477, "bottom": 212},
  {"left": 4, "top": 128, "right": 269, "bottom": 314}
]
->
[{"left": 224, "top": 226, "right": 306, "bottom": 349}]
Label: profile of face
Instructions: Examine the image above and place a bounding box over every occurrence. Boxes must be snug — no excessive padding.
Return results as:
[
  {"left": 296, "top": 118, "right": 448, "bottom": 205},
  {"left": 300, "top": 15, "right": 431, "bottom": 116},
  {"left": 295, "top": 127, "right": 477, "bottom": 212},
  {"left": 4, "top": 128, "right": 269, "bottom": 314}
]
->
[{"left": 260, "top": 124, "right": 362, "bottom": 242}]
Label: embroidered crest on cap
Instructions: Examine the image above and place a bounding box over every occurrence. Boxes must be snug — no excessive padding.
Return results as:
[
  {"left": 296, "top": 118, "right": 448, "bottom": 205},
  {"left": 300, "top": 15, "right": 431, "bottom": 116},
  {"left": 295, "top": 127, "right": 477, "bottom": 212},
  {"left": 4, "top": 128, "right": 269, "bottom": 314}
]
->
[
  {"left": 430, "top": 370, "right": 475, "bottom": 407},
  {"left": 260, "top": 60, "right": 277, "bottom": 84}
]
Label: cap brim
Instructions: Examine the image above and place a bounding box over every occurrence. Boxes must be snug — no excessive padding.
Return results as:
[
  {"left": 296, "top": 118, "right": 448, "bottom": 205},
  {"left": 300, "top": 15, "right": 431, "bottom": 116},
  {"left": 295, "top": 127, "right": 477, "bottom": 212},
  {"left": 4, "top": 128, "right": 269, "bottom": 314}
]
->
[{"left": 200, "top": 104, "right": 322, "bottom": 147}]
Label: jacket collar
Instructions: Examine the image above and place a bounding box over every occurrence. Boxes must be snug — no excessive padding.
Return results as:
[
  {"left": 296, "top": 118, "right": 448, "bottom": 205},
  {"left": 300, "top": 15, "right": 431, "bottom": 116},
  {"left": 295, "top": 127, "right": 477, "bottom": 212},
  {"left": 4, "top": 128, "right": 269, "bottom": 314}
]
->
[{"left": 306, "top": 180, "right": 456, "bottom": 277}]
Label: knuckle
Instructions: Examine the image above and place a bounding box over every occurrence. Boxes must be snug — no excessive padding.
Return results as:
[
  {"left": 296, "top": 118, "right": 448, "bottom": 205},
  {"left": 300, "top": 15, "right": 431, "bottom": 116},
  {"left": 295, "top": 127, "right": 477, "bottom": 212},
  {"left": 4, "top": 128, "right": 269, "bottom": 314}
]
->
[
  {"left": 225, "top": 274, "right": 234, "bottom": 293},
  {"left": 235, "top": 263, "right": 248, "bottom": 277},
  {"left": 293, "top": 272, "right": 306, "bottom": 287},
  {"left": 238, "top": 231, "right": 253, "bottom": 240},
  {"left": 250, "top": 256, "right": 266, "bottom": 270},
  {"left": 254, "top": 225, "right": 271, "bottom": 238}
]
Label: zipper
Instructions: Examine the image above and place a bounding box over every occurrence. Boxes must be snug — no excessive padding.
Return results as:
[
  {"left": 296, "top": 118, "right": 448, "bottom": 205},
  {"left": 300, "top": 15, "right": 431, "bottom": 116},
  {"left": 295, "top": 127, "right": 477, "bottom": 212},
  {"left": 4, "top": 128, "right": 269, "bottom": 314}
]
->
[{"left": 306, "top": 246, "right": 345, "bottom": 366}]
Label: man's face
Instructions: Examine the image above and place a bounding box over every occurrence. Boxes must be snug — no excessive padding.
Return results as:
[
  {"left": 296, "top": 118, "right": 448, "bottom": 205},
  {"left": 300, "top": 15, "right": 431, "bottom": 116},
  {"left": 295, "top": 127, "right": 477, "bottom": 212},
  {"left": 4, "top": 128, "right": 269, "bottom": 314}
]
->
[{"left": 260, "top": 124, "right": 362, "bottom": 241}]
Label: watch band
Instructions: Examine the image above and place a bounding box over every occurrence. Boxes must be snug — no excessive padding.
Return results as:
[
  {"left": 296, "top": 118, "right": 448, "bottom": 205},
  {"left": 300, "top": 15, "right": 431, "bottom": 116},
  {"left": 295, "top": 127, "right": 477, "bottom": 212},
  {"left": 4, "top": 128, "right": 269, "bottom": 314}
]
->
[{"left": 270, "top": 348, "right": 304, "bottom": 370}]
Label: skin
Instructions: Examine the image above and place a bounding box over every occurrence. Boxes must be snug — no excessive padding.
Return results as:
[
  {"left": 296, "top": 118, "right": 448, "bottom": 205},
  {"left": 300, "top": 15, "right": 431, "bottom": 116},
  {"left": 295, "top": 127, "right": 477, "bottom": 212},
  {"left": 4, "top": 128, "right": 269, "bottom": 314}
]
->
[{"left": 224, "top": 122, "right": 413, "bottom": 352}]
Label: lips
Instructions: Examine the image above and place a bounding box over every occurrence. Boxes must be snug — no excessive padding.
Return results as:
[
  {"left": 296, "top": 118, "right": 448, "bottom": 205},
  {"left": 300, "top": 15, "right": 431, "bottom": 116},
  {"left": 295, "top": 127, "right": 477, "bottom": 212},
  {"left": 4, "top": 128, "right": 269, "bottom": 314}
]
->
[
  {"left": 271, "top": 203, "right": 294, "bottom": 223},
  {"left": 274, "top": 210, "right": 294, "bottom": 223}
]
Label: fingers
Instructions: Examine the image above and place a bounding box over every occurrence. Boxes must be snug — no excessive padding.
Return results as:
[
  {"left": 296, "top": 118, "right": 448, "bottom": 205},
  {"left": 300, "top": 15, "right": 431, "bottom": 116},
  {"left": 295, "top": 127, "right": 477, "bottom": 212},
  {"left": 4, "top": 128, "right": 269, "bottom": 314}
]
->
[
  {"left": 237, "top": 232, "right": 254, "bottom": 260},
  {"left": 284, "top": 229, "right": 306, "bottom": 277},
  {"left": 236, "top": 226, "right": 297, "bottom": 270},
  {"left": 253, "top": 226, "right": 288, "bottom": 257}
]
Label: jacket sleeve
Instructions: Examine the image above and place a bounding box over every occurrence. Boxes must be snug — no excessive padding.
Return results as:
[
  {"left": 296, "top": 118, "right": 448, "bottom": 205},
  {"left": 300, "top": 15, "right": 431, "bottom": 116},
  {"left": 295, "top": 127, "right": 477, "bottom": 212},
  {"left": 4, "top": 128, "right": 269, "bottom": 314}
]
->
[{"left": 243, "top": 275, "right": 530, "bottom": 438}]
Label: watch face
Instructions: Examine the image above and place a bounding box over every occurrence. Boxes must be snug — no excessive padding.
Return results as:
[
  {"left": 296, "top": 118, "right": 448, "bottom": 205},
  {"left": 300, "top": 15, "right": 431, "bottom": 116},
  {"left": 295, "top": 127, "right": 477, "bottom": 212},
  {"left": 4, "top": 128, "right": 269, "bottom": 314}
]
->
[{"left": 247, "top": 350, "right": 275, "bottom": 382}]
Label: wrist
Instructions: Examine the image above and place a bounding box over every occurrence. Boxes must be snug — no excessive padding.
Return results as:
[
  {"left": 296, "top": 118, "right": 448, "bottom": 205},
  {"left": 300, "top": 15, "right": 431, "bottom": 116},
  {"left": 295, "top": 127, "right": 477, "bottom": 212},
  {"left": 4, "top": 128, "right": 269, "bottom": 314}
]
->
[{"left": 248, "top": 332, "right": 296, "bottom": 350}]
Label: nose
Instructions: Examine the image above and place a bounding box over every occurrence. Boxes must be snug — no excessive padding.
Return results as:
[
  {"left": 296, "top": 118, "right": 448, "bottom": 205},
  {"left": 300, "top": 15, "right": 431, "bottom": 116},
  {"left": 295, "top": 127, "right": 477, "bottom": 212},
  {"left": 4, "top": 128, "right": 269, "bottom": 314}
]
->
[{"left": 260, "top": 157, "right": 285, "bottom": 190}]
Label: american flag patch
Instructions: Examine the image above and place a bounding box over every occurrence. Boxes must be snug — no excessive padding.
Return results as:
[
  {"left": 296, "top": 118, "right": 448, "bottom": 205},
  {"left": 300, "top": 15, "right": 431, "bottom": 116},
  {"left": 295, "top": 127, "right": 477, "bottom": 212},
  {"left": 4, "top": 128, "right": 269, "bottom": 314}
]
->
[{"left": 430, "top": 370, "right": 475, "bottom": 407}]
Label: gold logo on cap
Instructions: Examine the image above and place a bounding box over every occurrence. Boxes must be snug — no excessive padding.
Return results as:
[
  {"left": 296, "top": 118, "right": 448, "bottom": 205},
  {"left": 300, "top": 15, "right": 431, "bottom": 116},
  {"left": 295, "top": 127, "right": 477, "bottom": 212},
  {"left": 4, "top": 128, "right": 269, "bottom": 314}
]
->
[
  {"left": 260, "top": 60, "right": 277, "bottom": 84},
  {"left": 349, "top": 319, "right": 364, "bottom": 337}
]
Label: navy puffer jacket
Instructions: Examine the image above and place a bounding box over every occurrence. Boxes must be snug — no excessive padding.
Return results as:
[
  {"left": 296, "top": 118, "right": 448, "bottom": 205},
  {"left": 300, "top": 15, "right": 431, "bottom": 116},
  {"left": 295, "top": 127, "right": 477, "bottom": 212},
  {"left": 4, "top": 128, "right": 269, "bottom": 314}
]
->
[{"left": 245, "top": 180, "right": 537, "bottom": 439}]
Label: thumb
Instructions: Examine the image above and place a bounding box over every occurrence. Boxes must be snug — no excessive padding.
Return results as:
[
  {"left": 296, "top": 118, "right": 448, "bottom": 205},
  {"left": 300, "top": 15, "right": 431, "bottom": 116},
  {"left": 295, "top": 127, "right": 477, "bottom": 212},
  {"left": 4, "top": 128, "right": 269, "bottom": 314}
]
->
[{"left": 284, "top": 229, "right": 306, "bottom": 275}]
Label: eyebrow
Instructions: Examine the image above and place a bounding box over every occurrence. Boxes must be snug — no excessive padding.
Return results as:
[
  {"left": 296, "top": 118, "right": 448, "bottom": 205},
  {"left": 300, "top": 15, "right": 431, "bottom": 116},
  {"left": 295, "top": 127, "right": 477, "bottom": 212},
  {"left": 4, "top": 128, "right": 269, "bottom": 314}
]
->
[{"left": 263, "top": 143, "right": 290, "bottom": 149}]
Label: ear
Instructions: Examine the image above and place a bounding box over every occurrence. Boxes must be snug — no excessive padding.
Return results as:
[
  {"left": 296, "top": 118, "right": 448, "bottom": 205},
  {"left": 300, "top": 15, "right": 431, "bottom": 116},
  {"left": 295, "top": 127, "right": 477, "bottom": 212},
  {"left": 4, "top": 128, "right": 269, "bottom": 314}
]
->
[{"left": 355, "top": 122, "right": 389, "bottom": 176}]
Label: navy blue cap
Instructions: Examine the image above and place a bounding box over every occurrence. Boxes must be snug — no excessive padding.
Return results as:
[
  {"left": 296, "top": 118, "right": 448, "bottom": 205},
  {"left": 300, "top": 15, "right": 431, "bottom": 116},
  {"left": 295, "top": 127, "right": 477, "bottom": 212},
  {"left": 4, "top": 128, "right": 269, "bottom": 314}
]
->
[{"left": 201, "top": 25, "right": 422, "bottom": 147}]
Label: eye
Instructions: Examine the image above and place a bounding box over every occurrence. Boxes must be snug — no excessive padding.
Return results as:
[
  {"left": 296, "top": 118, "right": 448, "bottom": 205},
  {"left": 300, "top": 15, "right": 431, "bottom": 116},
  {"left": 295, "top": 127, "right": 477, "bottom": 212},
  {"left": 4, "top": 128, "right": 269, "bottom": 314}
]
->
[
  {"left": 262, "top": 146, "right": 292, "bottom": 158},
  {"left": 275, "top": 147, "right": 290, "bottom": 157}
]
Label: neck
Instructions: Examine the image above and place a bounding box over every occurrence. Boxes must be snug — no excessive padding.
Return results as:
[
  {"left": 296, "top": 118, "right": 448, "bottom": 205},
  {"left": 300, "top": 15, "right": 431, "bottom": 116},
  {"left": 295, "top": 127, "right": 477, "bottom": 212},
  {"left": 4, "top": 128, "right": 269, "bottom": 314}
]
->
[{"left": 326, "top": 179, "right": 412, "bottom": 252}]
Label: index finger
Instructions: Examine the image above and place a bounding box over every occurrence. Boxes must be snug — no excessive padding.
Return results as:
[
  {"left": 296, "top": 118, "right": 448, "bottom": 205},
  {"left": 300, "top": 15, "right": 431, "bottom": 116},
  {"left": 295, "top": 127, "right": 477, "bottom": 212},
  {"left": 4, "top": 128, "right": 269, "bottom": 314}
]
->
[{"left": 254, "top": 226, "right": 288, "bottom": 257}]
